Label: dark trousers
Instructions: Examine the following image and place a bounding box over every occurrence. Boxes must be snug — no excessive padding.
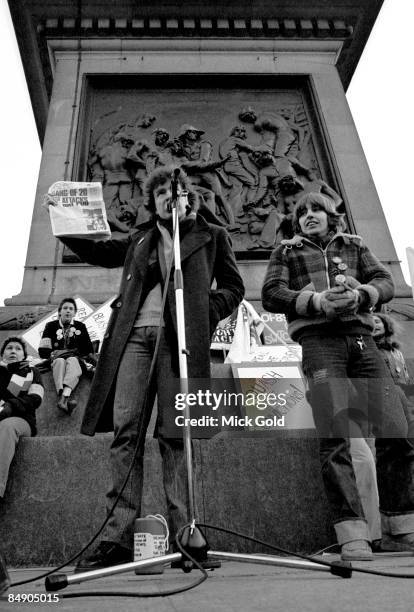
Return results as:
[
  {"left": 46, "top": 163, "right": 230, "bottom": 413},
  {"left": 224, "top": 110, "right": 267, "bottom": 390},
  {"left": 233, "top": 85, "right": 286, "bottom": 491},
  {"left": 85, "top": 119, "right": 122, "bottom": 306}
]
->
[
  {"left": 301, "top": 333, "right": 414, "bottom": 526},
  {"left": 103, "top": 326, "right": 191, "bottom": 550}
]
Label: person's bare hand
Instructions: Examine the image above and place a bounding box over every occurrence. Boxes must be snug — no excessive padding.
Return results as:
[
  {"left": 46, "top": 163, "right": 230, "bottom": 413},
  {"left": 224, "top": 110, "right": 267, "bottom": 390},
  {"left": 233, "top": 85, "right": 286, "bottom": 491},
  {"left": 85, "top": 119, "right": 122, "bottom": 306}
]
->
[{"left": 42, "top": 194, "right": 59, "bottom": 209}]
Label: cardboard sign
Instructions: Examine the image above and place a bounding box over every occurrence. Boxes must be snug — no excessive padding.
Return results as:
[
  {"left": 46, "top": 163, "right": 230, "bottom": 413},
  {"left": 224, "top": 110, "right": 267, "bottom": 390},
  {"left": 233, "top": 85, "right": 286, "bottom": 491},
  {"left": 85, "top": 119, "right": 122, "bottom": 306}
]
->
[
  {"left": 244, "top": 345, "right": 302, "bottom": 362},
  {"left": 231, "top": 362, "right": 315, "bottom": 430},
  {"left": 258, "top": 311, "right": 294, "bottom": 345},
  {"left": 82, "top": 295, "right": 117, "bottom": 349},
  {"left": 210, "top": 310, "right": 238, "bottom": 350}
]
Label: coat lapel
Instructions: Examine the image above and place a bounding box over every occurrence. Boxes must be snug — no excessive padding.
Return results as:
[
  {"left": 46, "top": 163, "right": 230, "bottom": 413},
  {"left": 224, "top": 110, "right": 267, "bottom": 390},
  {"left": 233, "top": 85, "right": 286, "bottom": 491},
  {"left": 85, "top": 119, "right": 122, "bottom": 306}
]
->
[
  {"left": 131, "top": 217, "right": 212, "bottom": 273},
  {"left": 132, "top": 226, "right": 157, "bottom": 278},
  {"left": 179, "top": 217, "right": 212, "bottom": 263}
]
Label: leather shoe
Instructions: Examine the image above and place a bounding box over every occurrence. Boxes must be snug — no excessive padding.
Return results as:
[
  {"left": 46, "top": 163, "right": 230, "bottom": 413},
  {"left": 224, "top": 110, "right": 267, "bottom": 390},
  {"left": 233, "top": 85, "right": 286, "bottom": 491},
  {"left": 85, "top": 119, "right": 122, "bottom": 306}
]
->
[
  {"left": 67, "top": 398, "right": 77, "bottom": 415},
  {"left": 341, "top": 539, "right": 373, "bottom": 561},
  {"left": 57, "top": 395, "right": 69, "bottom": 413},
  {"left": 380, "top": 532, "right": 414, "bottom": 552},
  {"left": 74, "top": 541, "right": 132, "bottom": 573}
]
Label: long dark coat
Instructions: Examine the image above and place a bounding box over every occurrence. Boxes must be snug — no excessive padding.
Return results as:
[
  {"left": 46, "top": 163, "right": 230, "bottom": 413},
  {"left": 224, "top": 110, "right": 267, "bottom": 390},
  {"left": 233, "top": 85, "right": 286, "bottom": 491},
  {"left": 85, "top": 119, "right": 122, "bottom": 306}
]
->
[{"left": 63, "top": 216, "right": 244, "bottom": 435}]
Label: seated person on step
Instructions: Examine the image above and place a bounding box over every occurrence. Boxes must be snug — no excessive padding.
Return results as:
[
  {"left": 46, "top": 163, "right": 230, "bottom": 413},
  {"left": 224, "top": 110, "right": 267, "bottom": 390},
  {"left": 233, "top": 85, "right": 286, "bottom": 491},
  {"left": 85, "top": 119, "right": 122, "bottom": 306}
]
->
[
  {"left": 0, "top": 337, "right": 44, "bottom": 500},
  {"left": 39, "top": 298, "right": 95, "bottom": 415}
]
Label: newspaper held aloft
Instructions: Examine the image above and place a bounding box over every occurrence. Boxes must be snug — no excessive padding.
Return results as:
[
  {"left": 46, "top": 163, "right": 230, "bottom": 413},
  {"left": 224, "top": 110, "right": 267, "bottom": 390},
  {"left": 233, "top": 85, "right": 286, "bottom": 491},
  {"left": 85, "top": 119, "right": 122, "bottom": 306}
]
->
[{"left": 47, "top": 181, "right": 111, "bottom": 240}]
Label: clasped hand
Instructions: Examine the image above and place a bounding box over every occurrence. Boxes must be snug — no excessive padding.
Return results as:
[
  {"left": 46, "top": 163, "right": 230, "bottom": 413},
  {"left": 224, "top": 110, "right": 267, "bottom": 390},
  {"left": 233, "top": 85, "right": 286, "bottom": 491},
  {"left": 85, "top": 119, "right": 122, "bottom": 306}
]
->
[{"left": 314, "top": 285, "right": 360, "bottom": 319}]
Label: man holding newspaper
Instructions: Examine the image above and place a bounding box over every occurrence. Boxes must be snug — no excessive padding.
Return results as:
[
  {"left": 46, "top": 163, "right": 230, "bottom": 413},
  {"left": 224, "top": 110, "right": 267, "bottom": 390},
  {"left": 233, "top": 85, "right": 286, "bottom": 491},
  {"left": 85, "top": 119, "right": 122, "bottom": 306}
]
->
[{"left": 46, "top": 167, "right": 244, "bottom": 571}]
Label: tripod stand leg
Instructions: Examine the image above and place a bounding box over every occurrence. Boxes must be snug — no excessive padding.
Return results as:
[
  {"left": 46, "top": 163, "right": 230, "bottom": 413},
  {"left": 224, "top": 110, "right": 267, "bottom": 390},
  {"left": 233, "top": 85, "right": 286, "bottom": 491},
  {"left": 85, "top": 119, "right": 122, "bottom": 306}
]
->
[
  {"left": 206, "top": 551, "right": 352, "bottom": 578},
  {"left": 45, "top": 553, "right": 182, "bottom": 591}
]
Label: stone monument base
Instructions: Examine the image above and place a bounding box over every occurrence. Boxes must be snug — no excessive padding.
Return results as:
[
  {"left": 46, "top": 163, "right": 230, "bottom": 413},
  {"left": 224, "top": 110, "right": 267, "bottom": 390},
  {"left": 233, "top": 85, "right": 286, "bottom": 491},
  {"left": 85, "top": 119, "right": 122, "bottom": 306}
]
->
[{"left": 0, "top": 435, "right": 333, "bottom": 566}]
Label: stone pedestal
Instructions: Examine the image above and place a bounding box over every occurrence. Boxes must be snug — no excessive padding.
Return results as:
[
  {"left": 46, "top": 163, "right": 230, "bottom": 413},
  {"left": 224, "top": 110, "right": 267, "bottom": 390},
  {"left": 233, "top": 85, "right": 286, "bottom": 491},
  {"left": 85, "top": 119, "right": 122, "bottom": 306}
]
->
[
  {"left": 5, "top": 35, "right": 411, "bottom": 308},
  {"left": 3, "top": 1, "right": 413, "bottom": 566}
]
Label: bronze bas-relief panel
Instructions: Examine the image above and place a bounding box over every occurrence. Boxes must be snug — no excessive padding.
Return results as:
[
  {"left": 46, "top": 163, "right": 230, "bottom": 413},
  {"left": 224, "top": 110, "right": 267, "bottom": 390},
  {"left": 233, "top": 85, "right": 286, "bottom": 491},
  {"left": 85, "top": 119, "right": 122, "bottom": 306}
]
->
[{"left": 71, "top": 76, "right": 343, "bottom": 258}]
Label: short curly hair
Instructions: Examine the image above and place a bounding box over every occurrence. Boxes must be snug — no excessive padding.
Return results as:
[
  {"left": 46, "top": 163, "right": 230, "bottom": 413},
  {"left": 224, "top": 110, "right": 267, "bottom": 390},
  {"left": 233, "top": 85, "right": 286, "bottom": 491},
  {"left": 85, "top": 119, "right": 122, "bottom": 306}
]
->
[
  {"left": 143, "top": 166, "right": 199, "bottom": 215},
  {"left": 293, "top": 192, "right": 346, "bottom": 234},
  {"left": 1, "top": 336, "right": 28, "bottom": 359},
  {"left": 58, "top": 298, "right": 77, "bottom": 314}
]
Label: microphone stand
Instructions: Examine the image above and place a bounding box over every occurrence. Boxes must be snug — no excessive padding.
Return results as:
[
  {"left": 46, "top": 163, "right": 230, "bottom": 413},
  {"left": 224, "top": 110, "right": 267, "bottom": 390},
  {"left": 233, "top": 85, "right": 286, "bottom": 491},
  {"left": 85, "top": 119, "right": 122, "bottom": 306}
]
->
[
  {"left": 170, "top": 177, "right": 196, "bottom": 530},
  {"left": 45, "top": 175, "right": 353, "bottom": 593}
]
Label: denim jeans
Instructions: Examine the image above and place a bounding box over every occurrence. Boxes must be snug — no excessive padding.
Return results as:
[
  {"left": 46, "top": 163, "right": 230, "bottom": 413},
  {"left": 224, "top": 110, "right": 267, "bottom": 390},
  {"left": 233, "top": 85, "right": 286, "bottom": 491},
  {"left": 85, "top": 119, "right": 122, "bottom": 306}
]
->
[
  {"left": 102, "top": 326, "right": 191, "bottom": 550},
  {"left": 301, "top": 333, "right": 414, "bottom": 531}
]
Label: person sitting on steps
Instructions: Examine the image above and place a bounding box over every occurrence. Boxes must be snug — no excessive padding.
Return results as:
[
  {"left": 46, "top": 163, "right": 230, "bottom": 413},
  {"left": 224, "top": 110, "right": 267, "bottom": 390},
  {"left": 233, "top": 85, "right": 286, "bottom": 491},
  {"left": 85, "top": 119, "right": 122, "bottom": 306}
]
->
[{"left": 39, "top": 298, "right": 95, "bottom": 415}]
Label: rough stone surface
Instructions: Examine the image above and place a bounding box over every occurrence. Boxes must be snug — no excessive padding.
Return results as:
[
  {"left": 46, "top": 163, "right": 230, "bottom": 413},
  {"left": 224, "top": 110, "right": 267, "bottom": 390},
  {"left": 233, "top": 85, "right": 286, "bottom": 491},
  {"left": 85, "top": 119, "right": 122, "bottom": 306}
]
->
[
  {"left": 0, "top": 435, "right": 332, "bottom": 566},
  {"left": 198, "top": 436, "right": 333, "bottom": 554}
]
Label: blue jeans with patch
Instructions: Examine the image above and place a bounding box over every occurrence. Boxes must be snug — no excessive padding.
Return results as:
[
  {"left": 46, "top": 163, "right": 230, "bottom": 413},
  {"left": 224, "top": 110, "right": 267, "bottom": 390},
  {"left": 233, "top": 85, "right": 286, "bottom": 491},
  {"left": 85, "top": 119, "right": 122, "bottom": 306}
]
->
[
  {"left": 301, "top": 333, "right": 414, "bottom": 535},
  {"left": 102, "top": 326, "right": 191, "bottom": 550}
]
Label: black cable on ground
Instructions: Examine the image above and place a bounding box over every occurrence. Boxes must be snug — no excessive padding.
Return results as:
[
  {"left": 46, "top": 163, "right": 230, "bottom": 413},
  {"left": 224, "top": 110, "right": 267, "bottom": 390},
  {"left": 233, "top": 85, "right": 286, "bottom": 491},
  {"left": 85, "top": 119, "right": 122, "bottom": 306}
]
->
[{"left": 36, "top": 523, "right": 414, "bottom": 600}]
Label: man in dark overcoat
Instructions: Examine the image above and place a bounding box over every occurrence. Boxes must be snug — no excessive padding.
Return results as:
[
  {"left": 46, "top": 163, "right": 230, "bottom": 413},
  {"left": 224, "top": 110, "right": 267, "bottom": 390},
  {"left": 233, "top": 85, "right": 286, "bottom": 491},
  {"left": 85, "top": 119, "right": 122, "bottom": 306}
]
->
[{"left": 58, "top": 166, "right": 244, "bottom": 570}]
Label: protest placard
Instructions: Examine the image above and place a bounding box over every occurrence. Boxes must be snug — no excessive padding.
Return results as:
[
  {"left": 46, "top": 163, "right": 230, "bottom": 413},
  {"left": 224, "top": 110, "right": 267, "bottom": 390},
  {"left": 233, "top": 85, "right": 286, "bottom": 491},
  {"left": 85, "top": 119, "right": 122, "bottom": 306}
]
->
[
  {"left": 82, "top": 295, "right": 117, "bottom": 350},
  {"left": 232, "top": 363, "right": 315, "bottom": 431}
]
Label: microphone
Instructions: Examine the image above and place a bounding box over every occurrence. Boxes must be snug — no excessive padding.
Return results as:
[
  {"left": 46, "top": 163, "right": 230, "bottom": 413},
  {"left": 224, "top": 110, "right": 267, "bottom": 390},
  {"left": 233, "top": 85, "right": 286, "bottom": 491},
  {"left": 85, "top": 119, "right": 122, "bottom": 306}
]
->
[
  {"left": 171, "top": 167, "right": 180, "bottom": 197},
  {"left": 168, "top": 168, "right": 181, "bottom": 213}
]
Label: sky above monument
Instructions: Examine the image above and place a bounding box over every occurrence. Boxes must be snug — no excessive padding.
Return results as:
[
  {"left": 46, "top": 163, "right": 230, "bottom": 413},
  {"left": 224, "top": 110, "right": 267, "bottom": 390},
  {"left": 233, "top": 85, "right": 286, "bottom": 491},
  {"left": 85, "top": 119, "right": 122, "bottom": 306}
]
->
[{"left": 0, "top": 0, "right": 412, "bottom": 306}]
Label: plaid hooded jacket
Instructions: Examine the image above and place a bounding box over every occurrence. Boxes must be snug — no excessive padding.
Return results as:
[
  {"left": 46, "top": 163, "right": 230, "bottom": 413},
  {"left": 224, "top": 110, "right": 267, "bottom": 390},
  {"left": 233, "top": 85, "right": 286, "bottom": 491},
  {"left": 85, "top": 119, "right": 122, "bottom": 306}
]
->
[{"left": 262, "top": 232, "right": 394, "bottom": 341}]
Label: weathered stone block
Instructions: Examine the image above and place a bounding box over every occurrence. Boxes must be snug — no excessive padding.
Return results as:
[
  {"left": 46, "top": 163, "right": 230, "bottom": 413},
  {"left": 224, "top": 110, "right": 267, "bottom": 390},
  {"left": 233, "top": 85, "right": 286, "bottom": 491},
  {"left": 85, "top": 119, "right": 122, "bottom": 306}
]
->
[{"left": 0, "top": 435, "right": 332, "bottom": 566}]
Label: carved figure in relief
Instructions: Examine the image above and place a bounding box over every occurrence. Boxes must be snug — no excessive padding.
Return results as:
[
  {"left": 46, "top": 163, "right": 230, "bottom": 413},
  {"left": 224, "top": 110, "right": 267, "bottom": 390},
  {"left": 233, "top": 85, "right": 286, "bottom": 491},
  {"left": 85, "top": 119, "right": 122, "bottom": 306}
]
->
[
  {"left": 239, "top": 106, "right": 305, "bottom": 157},
  {"left": 87, "top": 114, "right": 157, "bottom": 233},
  {"left": 277, "top": 172, "right": 342, "bottom": 217},
  {"left": 88, "top": 129, "right": 138, "bottom": 232},
  {"left": 232, "top": 139, "right": 309, "bottom": 209},
  {"left": 243, "top": 170, "right": 343, "bottom": 251},
  {"left": 84, "top": 104, "right": 342, "bottom": 251},
  {"left": 173, "top": 124, "right": 239, "bottom": 231},
  {"left": 88, "top": 129, "right": 135, "bottom": 206},
  {"left": 152, "top": 128, "right": 176, "bottom": 168},
  {"left": 245, "top": 175, "right": 306, "bottom": 250},
  {"left": 218, "top": 125, "right": 257, "bottom": 216}
]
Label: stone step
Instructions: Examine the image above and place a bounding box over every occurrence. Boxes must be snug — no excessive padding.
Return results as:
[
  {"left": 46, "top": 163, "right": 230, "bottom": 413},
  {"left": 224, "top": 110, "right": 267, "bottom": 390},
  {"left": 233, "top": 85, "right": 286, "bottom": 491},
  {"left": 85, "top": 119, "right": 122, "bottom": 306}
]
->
[
  {"left": 36, "top": 372, "right": 90, "bottom": 436},
  {"left": 35, "top": 363, "right": 253, "bottom": 436},
  {"left": 0, "top": 435, "right": 332, "bottom": 566}
]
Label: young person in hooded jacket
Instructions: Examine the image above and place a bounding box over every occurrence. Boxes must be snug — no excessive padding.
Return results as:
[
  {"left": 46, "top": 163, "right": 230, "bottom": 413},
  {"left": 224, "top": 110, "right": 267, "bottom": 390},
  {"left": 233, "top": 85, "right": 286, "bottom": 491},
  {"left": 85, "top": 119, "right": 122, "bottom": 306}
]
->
[{"left": 262, "top": 191, "right": 414, "bottom": 561}]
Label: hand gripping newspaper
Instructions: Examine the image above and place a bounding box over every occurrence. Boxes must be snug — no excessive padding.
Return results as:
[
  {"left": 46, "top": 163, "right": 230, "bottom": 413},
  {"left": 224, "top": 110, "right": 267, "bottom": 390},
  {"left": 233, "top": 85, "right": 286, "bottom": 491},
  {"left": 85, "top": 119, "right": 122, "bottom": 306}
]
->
[{"left": 45, "top": 181, "right": 111, "bottom": 240}]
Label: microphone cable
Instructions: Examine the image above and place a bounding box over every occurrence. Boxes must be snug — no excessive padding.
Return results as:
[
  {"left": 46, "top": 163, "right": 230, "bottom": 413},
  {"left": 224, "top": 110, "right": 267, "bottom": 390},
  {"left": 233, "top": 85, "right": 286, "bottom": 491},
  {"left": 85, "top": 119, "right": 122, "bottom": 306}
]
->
[{"left": 47, "top": 522, "right": 414, "bottom": 600}]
